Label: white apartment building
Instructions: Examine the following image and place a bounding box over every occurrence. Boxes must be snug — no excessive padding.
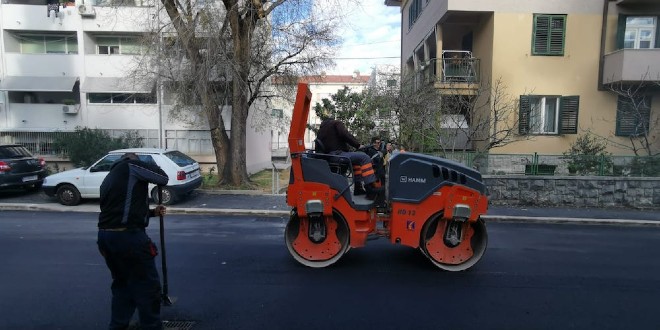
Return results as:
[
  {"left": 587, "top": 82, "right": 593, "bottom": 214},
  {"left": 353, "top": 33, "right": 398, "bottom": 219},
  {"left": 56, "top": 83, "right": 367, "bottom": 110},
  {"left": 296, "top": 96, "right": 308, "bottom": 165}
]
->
[
  {"left": 0, "top": 1, "right": 271, "bottom": 173},
  {"left": 271, "top": 71, "right": 371, "bottom": 150}
]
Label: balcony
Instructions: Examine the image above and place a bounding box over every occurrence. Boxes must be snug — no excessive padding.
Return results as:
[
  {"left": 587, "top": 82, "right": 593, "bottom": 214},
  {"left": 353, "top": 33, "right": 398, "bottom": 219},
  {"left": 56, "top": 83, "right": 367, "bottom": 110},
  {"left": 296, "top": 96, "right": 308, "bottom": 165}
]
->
[
  {"left": 416, "top": 51, "right": 480, "bottom": 95},
  {"left": 602, "top": 48, "right": 660, "bottom": 85}
]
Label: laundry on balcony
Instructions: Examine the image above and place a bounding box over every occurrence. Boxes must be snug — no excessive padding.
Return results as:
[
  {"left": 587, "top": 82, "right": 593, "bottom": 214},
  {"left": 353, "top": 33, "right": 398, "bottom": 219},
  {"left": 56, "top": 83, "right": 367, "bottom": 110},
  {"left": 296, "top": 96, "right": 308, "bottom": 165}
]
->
[{"left": 46, "top": 0, "right": 61, "bottom": 18}]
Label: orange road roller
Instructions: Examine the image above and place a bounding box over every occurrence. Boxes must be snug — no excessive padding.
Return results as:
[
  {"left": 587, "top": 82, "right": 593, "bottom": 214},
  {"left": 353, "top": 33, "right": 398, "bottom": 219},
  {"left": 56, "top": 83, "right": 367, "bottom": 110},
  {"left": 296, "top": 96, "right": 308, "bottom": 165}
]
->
[{"left": 285, "top": 83, "right": 489, "bottom": 271}]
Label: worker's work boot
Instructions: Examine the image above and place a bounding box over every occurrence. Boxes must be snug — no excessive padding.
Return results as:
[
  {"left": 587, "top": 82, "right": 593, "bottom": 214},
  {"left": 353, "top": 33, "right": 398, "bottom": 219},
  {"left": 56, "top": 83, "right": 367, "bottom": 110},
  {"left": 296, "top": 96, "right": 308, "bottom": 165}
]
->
[
  {"left": 365, "top": 183, "right": 384, "bottom": 200},
  {"left": 353, "top": 183, "right": 366, "bottom": 196}
]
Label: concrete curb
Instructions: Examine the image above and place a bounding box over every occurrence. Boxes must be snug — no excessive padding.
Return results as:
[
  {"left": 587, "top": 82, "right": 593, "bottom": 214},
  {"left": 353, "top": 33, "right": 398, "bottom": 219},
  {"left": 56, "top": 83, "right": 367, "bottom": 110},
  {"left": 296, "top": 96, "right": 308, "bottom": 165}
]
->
[
  {"left": 1, "top": 203, "right": 659, "bottom": 227},
  {"left": 481, "top": 215, "right": 660, "bottom": 227}
]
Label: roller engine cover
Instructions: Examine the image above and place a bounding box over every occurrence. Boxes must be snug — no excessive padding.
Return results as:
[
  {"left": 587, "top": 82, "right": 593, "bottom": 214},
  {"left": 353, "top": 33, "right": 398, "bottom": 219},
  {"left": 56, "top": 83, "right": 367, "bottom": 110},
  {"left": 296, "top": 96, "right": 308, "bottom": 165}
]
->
[{"left": 388, "top": 153, "right": 486, "bottom": 203}]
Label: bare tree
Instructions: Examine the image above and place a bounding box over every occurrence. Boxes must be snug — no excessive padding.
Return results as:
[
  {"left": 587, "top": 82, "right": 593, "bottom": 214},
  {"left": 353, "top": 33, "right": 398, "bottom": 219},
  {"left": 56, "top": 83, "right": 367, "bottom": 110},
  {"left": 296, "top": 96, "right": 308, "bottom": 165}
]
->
[
  {"left": 363, "top": 70, "right": 444, "bottom": 152},
  {"left": 132, "top": 0, "right": 343, "bottom": 186},
  {"left": 440, "top": 77, "right": 528, "bottom": 154},
  {"left": 368, "top": 73, "right": 526, "bottom": 154},
  {"left": 601, "top": 75, "right": 659, "bottom": 156}
]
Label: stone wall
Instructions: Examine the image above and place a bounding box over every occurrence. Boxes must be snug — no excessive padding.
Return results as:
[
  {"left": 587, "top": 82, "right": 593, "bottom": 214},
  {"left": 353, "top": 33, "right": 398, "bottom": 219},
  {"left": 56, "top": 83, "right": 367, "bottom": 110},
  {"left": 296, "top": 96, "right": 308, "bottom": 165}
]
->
[{"left": 483, "top": 175, "right": 660, "bottom": 209}]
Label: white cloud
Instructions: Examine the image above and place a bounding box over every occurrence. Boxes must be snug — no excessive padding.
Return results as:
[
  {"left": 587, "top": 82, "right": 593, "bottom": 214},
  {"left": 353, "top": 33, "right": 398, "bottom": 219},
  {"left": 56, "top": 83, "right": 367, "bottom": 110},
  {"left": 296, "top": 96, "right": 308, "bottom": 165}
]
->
[{"left": 325, "top": 0, "right": 401, "bottom": 75}]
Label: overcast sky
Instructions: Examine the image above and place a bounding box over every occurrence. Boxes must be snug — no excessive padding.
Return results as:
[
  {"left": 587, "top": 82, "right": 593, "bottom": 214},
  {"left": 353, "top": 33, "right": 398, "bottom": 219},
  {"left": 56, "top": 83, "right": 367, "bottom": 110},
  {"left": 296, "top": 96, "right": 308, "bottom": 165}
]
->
[{"left": 329, "top": 0, "right": 401, "bottom": 75}]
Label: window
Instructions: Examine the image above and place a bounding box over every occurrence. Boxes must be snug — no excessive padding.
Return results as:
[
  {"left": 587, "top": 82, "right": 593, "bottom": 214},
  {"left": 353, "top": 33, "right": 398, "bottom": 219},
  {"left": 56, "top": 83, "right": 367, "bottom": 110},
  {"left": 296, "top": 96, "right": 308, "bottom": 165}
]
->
[
  {"left": 88, "top": 93, "right": 156, "bottom": 104},
  {"left": 97, "top": 37, "right": 143, "bottom": 55},
  {"left": 622, "top": 16, "right": 657, "bottom": 49},
  {"left": 519, "top": 95, "right": 579, "bottom": 135},
  {"left": 407, "top": 0, "right": 423, "bottom": 29},
  {"left": 532, "top": 14, "right": 566, "bottom": 56},
  {"left": 616, "top": 95, "right": 651, "bottom": 136},
  {"left": 271, "top": 109, "right": 284, "bottom": 118},
  {"left": 91, "top": 154, "right": 121, "bottom": 172},
  {"left": 137, "top": 155, "right": 157, "bottom": 165},
  {"left": 19, "top": 35, "right": 78, "bottom": 54}
]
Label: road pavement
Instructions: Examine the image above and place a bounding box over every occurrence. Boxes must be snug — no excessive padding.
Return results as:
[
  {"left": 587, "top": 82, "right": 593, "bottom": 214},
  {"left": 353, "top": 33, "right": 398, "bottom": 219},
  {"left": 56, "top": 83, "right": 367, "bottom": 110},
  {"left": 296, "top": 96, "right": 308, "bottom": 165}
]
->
[
  {"left": 2, "top": 211, "right": 660, "bottom": 330},
  {"left": 0, "top": 189, "right": 659, "bottom": 226}
]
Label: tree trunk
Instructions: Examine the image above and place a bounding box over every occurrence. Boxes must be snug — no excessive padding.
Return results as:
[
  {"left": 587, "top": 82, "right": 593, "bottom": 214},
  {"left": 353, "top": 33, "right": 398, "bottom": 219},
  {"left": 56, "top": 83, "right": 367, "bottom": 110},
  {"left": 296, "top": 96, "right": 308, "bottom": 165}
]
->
[{"left": 225, "top": 9, "right": 253, "bottom": 186}]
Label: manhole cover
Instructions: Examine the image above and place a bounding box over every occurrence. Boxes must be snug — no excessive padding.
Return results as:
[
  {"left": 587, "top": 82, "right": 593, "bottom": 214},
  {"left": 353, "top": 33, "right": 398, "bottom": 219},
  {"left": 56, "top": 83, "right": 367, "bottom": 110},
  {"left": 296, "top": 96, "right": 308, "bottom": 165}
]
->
[{"left": 163, "top": 320, "right": 196, "bottom": 330}]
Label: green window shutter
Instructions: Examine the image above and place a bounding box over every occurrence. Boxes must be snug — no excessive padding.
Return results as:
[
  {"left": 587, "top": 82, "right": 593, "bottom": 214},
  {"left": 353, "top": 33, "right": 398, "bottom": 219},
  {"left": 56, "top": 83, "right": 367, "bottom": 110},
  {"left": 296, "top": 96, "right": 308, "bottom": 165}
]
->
[
  {"left": 548, "top": 16, "right": 566, "bottom": 55},
  {"left": 519, "top": 95, "right": 531, "bottom": 134},
  {"left": 559, "top": 96, "right": 579, "bottom": 134},
  {"left": 616, "top": 96, "right": 651, "bottom": 136},
  {"left": 617, "top": 14, "right": 627, "bottom": 50},
  {"left": 533, "top": 15, "right": 565, "bottom": 55},
  {"left": 533, "top": 15, "right": 550, "bottom": 54}
]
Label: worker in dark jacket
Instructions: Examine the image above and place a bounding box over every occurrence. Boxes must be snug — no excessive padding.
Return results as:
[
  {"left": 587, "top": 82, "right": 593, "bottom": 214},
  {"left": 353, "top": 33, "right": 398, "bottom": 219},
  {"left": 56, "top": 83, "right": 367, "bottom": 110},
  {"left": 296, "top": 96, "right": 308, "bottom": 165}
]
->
[
  {"left": 97, "top": 152, "right": 169, "bottom": 330},
  {"left": 317, "top": 116, "right": 383, "bottom": 199}
]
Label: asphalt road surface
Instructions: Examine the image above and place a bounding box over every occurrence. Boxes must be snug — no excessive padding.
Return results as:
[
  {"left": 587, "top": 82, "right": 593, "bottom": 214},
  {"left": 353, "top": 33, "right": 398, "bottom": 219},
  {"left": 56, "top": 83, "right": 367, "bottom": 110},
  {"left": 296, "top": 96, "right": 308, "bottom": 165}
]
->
[
  {"left": 2, "top": 188, "right": 659, "bottom": 221},
  {"left": 1, "top": 211, "right": 659, "bottom": 330}
]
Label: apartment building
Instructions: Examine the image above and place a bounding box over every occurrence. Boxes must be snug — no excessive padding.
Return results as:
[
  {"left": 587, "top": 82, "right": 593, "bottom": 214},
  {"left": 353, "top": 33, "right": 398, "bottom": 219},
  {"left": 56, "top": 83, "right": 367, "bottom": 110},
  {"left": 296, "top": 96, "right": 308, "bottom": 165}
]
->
[
  {"left": 386, "top": 0, "right": 660, "bottom": 156},
  {"left": 0, "top": 1, "right": 271, "bottom": 173}
]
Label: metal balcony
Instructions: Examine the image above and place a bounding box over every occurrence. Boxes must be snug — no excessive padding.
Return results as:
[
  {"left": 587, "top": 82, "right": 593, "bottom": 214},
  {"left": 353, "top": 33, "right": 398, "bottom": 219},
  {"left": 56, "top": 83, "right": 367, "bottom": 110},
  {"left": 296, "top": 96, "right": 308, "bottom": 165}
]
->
[{"left": 416, "top": 51, "right": 480, "bottom": 95}]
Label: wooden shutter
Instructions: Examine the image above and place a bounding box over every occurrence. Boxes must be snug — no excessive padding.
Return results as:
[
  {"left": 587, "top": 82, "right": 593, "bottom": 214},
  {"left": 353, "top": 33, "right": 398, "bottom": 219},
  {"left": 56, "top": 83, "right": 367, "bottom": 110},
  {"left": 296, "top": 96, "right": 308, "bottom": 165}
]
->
[
  {"left": 533, "top": 16, "right": 550, "bottom": 54},
  {"left": 549, "top": 16, "right": 566, "bottom": 55},
  {"left": 616, "top": 96, "right": 651, "bottom": 136},
  {"left": 519, "top": 95, "right": 531, "bottom": 134},
  {"left": 616, "top": 14, "right": 627, "bottom": 50},
  {"left": 533, "top": 15, "right": 565, "bottom": 55},
  {"left": 559, "top": 96, "right": 579, "bottom": 134}
]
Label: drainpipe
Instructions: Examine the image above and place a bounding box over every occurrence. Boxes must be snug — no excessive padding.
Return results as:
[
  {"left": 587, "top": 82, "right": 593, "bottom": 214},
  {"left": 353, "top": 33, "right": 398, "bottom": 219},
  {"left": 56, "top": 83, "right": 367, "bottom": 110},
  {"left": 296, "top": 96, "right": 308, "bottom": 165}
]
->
[{"left": 598, "top": 0, "right": 616, "bottom": 91}]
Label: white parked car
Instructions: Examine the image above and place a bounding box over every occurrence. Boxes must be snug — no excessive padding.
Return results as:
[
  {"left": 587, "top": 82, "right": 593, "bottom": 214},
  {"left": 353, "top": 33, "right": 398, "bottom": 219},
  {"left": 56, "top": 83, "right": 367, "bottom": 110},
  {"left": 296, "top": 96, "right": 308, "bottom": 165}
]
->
[{"left": 43, "top": 148, "right": 202, "bottom": 206}]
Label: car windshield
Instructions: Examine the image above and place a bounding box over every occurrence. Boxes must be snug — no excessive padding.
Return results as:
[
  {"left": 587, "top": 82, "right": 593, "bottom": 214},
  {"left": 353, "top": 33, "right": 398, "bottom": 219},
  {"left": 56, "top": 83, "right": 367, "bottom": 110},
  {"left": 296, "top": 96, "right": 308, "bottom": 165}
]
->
[
  {"left": 164, "top": 151, "right": 196, "bottom": 167},
  {"left": 0, "top": 146, "right": 33, "bottom": 158},
  {"left": 91, "top": 154, "right": 122, "bottom": 172}
]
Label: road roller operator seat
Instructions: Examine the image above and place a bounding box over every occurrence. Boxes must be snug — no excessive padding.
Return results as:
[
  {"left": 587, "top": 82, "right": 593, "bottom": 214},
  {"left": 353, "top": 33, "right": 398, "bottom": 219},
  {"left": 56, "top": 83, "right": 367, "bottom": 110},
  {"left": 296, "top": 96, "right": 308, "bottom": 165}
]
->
[{"left": 312, "top": 138, "right": 352, "bottom": 176}]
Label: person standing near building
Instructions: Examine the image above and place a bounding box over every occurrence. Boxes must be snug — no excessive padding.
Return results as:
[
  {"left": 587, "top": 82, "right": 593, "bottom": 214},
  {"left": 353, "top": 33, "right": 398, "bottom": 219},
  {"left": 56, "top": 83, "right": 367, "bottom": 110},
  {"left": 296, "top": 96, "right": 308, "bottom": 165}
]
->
[
  {"left": 384, "top": 142, "right": 393, "bottom": 165},
  {"left": 97, "top": 152, "right": 169, "bottom": 330}
]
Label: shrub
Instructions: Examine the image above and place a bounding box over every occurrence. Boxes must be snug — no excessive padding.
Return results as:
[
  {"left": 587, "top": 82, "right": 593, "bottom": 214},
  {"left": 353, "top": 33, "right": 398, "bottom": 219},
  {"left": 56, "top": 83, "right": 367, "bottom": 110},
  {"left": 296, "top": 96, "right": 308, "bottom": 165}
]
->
[
  {"left": 54, "top": 127, "right": 143, "bottom": 167},
  {"left": 562, "top": 133, "right": 612, "bottom": 175},
  {"left": 628, "top": 156, "right": 660, "bottom": 177}
]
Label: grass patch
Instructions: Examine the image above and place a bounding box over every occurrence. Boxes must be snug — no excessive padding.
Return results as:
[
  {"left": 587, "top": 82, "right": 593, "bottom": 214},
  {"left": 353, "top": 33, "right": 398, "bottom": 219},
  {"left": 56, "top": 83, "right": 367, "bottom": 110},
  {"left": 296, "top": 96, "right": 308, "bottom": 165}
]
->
[{"left": 201, "top": 168, "right": 289, "bottom": 192}]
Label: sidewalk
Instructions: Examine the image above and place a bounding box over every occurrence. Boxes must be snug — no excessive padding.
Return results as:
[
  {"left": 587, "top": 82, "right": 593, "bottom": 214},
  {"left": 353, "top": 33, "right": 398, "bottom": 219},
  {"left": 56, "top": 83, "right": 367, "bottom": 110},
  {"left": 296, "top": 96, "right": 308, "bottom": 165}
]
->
[{"left": 1, "top": 190, "right": 659, "bottom": 226}]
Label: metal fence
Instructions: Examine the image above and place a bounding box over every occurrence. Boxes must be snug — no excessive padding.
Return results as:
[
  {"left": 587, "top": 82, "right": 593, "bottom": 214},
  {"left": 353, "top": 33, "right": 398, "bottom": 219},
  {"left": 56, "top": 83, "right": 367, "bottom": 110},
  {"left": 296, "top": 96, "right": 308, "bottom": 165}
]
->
[
  {"left": 5, "top": 130, "right": 657, "bottom": 177},
  {"left": 0, "top": 129, "right": 160, "bottom": 157},
  {"left": 2, "top": 129, "right": 220, "bottom": 157}
]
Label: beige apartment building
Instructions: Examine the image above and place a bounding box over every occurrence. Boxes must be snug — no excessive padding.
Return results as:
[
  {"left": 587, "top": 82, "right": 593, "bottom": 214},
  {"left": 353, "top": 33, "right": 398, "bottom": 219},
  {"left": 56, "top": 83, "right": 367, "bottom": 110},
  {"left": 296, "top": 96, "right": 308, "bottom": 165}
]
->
[{"left": 386, "top": 0, "right": 660, "bottom": 156}]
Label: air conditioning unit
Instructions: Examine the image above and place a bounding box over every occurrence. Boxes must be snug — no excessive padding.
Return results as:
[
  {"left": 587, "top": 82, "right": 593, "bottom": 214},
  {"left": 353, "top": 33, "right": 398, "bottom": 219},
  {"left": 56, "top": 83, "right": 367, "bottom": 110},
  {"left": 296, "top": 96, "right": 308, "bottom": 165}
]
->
[
  {"left": 78, "top": 4, "right": 96, "bottom": 18},
  {"left": 62, "top": 105, "right": 79, "bottom": 114}
]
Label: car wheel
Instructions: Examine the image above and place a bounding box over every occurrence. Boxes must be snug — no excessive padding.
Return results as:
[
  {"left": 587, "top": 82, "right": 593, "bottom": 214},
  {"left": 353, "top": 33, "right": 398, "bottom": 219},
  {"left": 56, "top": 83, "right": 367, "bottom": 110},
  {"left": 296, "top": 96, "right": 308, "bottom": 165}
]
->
[
  {"left": 152, "top": 187, "right": 176, "bottom": 205},
  {"left": 56, "top": 184, "right": 81, "bottom": 206}
]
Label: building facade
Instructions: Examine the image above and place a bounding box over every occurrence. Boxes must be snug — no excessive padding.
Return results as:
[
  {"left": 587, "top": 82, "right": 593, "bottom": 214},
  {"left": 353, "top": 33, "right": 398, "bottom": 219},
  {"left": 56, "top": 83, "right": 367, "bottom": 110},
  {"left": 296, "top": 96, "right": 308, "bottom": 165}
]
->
[
  {"left": 386, "top": 0, "right": 660, "bottom": 156},
  {"left": 271, "top": 71, "right": 371, "bottom": 150},
  {"left": 0, "top": 1, "right": 271, "bottom": 173}
]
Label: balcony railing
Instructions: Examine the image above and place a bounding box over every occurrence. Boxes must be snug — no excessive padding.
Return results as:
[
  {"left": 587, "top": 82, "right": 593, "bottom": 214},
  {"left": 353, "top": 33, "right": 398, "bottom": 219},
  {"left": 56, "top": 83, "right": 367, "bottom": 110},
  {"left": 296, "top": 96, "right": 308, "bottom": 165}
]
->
[{"left": 417, "top": 51, "right": 480, "bottom": 86}]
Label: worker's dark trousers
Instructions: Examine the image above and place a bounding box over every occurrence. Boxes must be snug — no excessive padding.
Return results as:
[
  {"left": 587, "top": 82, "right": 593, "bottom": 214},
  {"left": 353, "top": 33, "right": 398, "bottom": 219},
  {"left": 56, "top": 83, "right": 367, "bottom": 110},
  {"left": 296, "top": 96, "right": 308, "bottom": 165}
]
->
[
  {"left": 98, "top": 229, "right": 162, "bottom": 330},
  {"left": 334, "top": 151, "right": 377, "bottom": 185}
]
